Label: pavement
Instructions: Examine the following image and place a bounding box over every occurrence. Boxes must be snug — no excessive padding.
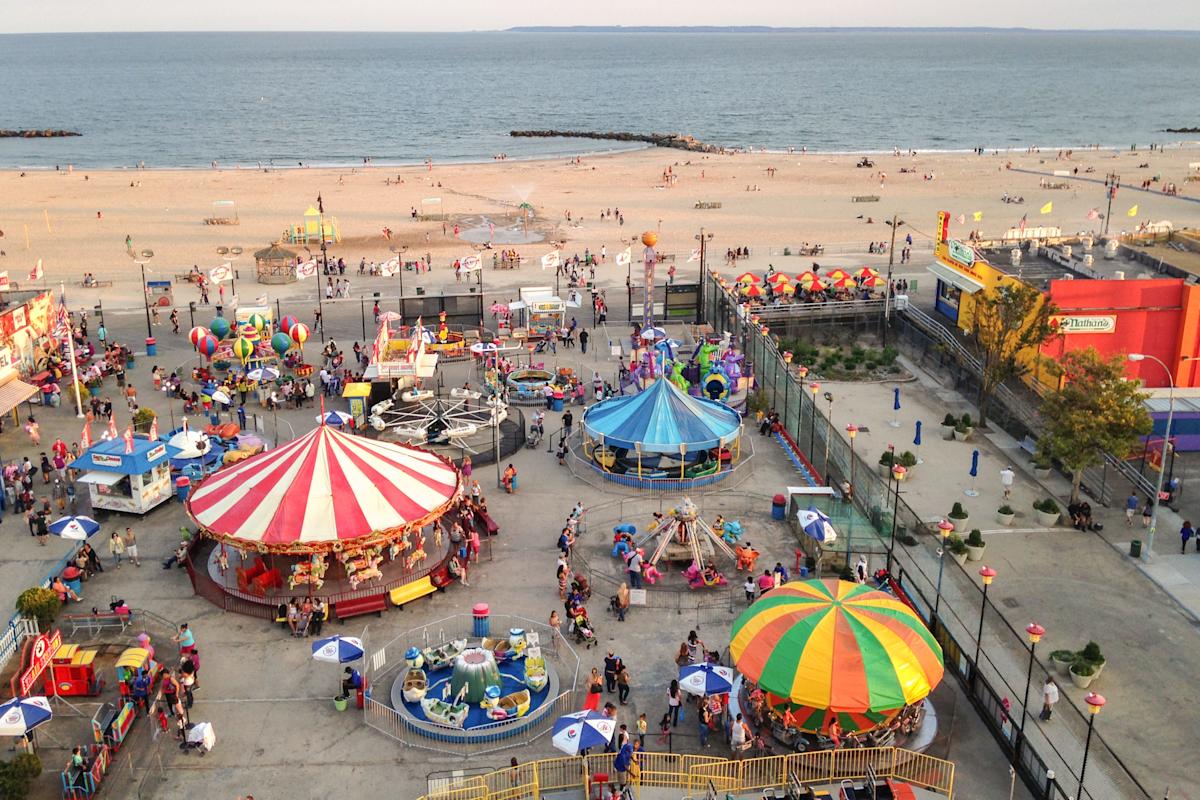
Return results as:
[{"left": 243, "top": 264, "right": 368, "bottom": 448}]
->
[{"left": 0, "top": 293, "right": 1040, "bottom": 800}]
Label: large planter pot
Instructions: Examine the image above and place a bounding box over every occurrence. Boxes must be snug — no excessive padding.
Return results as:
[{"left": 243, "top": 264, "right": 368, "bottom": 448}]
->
[
  {"left": 1050, "top": 653, "right": 1075, "bottom": 676},
  {"left": 965, "top": 544, "right": 986, "bottom": 562},
  {"left": 996, "top": 511, "right": 1016, "bottom": 527},
  {"left": 1090, "top": 659, "right": 1106, "bottom": 678},
  {"left": 879, "top": 463, "right": 893, "bottom": 478},
  {"left": 953, "top": 428, "right": 973, "bottom": 442},
  {"left": 950, "top": 550, "right": 969, "bottom": 567},
  {"left": 1069, "top": 665, "right": 1097, "bottom": 690},
  {"left": 1033, "top": 467, "right": 1052, "bottom": 480},
  {"left": 1035, "top": 510, "right": 1060, "bottom": 528},
  {"left": 949, "top": 514, "right": 969, "bottom": 530},
  {"left": 940, "top": 424, "right": 956, "bottom": 441}
]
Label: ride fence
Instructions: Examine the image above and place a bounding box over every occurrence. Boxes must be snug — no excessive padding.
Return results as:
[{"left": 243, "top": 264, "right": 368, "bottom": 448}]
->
[{"left": 362, "top": 613, "right": 581, "bottom": 756}]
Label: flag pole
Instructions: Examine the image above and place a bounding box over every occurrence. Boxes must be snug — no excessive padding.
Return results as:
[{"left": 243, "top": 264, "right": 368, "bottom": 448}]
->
[{"left": 60, "top": 281, "right": 85, "bottom": 419}]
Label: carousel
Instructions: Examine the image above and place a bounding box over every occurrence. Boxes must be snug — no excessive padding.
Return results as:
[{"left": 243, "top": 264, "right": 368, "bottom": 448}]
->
[{"left": 184, "top": 421, "right": 462, "bottom": 612}]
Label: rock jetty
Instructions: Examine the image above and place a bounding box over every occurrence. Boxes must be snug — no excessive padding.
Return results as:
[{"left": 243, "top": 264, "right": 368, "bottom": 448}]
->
[
  {"left": 510, "top": 130, "right": 722, "bottom": 153},
  {"left": 1165, "top": 127, "right": 1200, "bottom": 133},
  {"left": 0, "top": 129, "right": 82, "bottom": 138}
]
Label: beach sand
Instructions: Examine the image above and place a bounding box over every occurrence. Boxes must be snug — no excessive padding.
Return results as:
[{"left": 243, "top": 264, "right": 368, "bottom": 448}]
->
[{"left": 2, "top": 146, "right": 1198, "bottom": 305}]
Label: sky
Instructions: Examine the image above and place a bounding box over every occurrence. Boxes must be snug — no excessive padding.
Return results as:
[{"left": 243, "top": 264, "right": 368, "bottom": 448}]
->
[{"left": 3, "top": 0, "right": 1198, "bottom": 32}]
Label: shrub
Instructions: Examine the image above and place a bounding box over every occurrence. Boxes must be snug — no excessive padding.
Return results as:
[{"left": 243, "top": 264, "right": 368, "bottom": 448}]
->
[
  {"left": 949, "top": 502, "right": 968, "bottom": 519},
  {"left": 16, "top": 587, "right": 59, "bottom": 630},
  {"left": 880, "top": 346, "right": 899, "bottom": 365},
  {"left": 1070, "top": 661, "right": 1096, "bottom": 677},
  {"left": 838, "top": 566, "right": 855, "bottom": 582},
  {"left": 887, "top": 364, "right": 901, "bottom": 374},
  {"left": 954, "top": 421, "right": 970, "bottom": 434},
  {"left": 1080, "top": 641, "right": 1104, "bottom": 665},
  {"left": 947, "top": 533, "right": 968, "bottom": 555},
  {"left": 898, "top": 451, "right": 918, "bottom": 468},
  {"left": 1049, "top": 649, "right": 1077, "bottom": 664},
  {"left": 0, "top": 752, "right": 42, "bottom": 799},
  {"left": 943, "top": 413, "right": 959, "bottom": 427},
  {"left": 960, "top": 413, "right": 973, "bottom": 428},
  {"left": 747, "top": 391, "right": 770, "bottom": 414},
  {"left": 998, "top": 505, "right": 1014, "bottom": 515},
  {"left": 1034, "top": 498, "right": 1060, "bottom": 514},
  {"left": 783, "top": 247, "right": 792, "bottom": 256},
  {"left": 966, "top": 529, "right": 985, "bottom": 547}
]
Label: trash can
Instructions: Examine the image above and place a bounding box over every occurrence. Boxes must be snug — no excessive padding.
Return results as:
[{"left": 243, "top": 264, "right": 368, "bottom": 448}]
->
[
  {"left": 333, "top": 695, "right": 348, "bottom": 712},
  {"left": 550, "top": 394, "right": 564, "bottom": 412},
  {"left": 175, "top": 476, "right": 191, "bottom": 502},
  {"left": 771, "top": 493, "right": 787, "bottom": 521},
  {"left": 1130, "top": 539, "right": 1142, "bottom": 558},
  {"left": 145, "top": 337, "right": 157, "bottom": 356},
  {"left": 472, "top": 603, "right": 490, "bottom": 637}
]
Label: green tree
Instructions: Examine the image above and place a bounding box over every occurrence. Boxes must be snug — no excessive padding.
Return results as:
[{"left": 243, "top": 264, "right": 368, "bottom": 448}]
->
[
  {"left": 970, "top": 282, "right": 1059, "bottom": 429},
  {"left": 1037, "top": 348, "right": 1152, "bottom": 502}
]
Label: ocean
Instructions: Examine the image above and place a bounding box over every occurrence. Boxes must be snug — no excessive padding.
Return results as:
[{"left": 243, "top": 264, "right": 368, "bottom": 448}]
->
[{"left": 1, "top": 31, "right": 1198, "bottom": 168}]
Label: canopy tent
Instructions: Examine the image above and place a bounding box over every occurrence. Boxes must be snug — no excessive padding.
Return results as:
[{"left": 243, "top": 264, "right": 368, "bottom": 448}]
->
[
  {"left": 186, "top": 424, "right": 461, "bottom": 554},
  {"left": 581, "top": 378, "right": 742, "bottom": 455}
]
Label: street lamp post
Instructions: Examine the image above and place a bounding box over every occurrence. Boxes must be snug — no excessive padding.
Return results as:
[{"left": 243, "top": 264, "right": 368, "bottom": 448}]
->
[
  {"left": 1077, "top": 692, "right": 1106, "bottom": 800},
  {"left": 883, "top": 216, "right": 905, "bottom": 346},
  {"left": 808, "top": 381, "right": 820, "bottom": 454},
  {"left": 973, "top": 566, "right": 997, "bottom": 689},
  {"left": 1103, "top": 174, "right": 1120, "bottom": 236},
  {"left": 1127, "top": 353, "right": 1176, "bottom": 562},
  {"left": 129, "top": 248, "right": 155, "bottom": 339},
  {"left": 1016, "top": 622, "right": 1046, "bottom": 766},
  {"left": 887, "top": 457, "right": 905, "bottom": 575},
  {"left": 823, "top": 391, "right": 834, "bottom": 476},
  {"left": 695, "top": 228, "right": 713, "bottom": 325},
  {"left": 846, "top": 424, "right": 858, "bottom": 497},
  {"left": 933, "top": 518, "right": 955, "bottom": 623},
  {"left": 389, "top": 244, "right": 408, "bottom": 299}
]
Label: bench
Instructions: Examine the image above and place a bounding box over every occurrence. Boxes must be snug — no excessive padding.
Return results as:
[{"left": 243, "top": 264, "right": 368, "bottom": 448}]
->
[
  {"left": 693, "top": 201, "right": 723, "bottom": 209},
  {"left": 1019, "top": 435, "right": 1038, "bottom": 456},
  {"left": 75, "top": 280, "right": 113, "bottom": 289},
  {"left": 389, "top": 576, "right": 437, "bottom": 609},
  {"left": 65, "top": 611, "right": 132, "bottom": 638},
  {"left": 336, "top": 594, "right": 386, "bottom": 622},
  {"left": 852, "top": 195, "right": 881, "bottom": 203},
  {"left": 175, "top": 272, "right": 202, "bottom": 284}
]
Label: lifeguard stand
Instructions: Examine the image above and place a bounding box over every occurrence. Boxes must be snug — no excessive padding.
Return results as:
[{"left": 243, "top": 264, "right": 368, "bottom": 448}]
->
[{"left": 282, "top": 206, "right": 341, "bottom": 245}]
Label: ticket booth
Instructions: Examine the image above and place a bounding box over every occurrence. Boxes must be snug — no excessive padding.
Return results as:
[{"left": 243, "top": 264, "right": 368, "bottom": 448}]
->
[
  {"left": 342, "top": 382, "right": 372, "bottom": 428},
  {"left": 70, "top": 436, "right": 181, "bottom": 515}
]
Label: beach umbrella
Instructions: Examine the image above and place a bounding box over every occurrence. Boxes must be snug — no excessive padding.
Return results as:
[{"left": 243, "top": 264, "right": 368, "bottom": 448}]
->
[
  {"left": 827, "top": 276, "right": 857, "bottom": 290},
  {"left": 640, "top": 326, "right": 667, "bottom": 341},
  {"left": 211, "top": 389, "right": 232, "bottom": 405},
  {"left": 469, "top": 342, "right": 499, "bottom": 357},
  {"left": 735, "top": 272, "right": 761, "bottom": 284},
  {"left": 913, "top": 421, "right": 923, "bottom": 464},
  {"left": 279, "top": 315, "right": 299, "bottom": 335},
  {"left": 48, "top": 515, "right": 100, "bottom": 540},
  {"left": 316, "top": 411, "right": 353, "bottom": 426},
  {"left": 232, "top": 337, "right": 255, "bottom": 363},
  {"left": 854, "top": 267, "right": 880, "bottom": 279},
  {"left": 796, "top": 507, "right": 837, "bottom": 543},
  {"left": 678, "top": 663, "right": 735, "bottom": 697},
  {"left": 311, "top": 635, "right": 364, "bottom": 664},
  {"left": 551, "top": 711, "right": 616, "bottom": 755},
  {"left": 489, "top": 302, "right": 508, "bottom": 315},
  {"left": 291, "top": 323, "right": 310, "bottom": 347},
  {"left": 778, "top": 283, "right": 796, "bottom": 295},
  {"left": 766, "top": 272, "right": 790, "bottom": 286},
  {"left": 249, "top": 366, "right": 282, "bottom": 382},
  {"left": 0, "top": 696, "right": 52, "bottom": 736},
  {"left": 197, "top": 335, "right": 219, "bottom": 359},
  {"left": 890, "top": 387, "right": 902, "bottom": 428},
  {"left": 742, "top": 284, "right": 766, "bottom": 298},
  {"left": 210, "top": 317, "right": 231, "bottom": 340},
  {"left": 824, "top": 268, "right": 851, "bottom": 281},
  {"left": 730, "top": 579, "right": 944, "bottom": 713},
  {"left": 859, "top": 274, "right": 886, "bottom": 289},
  {"left": 796, "top": 274, "right": 826, "bottom": 292},
  {"left": 763, "top": 694, "right": 898, "bottom": 734},
  {"left": 189, "top": 326, "right": 209, "bottom": 348},
  {"left": 965, "top": 449, "right": 981, "bottom": 497},
  {"left": 246, "top": 313, "right": 267, "bottom": 332}
]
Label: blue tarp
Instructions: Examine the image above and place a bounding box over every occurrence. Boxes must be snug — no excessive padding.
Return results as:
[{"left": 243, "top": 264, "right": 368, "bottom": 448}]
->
[
  {"left": 69, "top": 437, "right": 181, "bottom": 475},
  {"left": 581, "top": 378, "right": 741, "bottom": 454}
]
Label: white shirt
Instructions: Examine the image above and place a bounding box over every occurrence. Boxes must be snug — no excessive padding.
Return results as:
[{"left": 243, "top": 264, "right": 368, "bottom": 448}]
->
[
  {"left": 1042, "top": 682, "right": 1059, "bottom": 705},
  {"left": 1000, "top": 468, "right": 1015, "bottom": 487}
]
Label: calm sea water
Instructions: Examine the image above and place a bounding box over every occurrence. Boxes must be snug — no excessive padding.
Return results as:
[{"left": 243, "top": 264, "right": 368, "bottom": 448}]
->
[{"left": 1, "top": 31, "right": 1199, "bottom": 168}]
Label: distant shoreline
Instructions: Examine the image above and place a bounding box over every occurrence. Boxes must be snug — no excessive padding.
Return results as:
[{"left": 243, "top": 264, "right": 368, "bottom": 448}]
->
[{"left": 3, "top": 27, "right": 1200, "bottom": 36}]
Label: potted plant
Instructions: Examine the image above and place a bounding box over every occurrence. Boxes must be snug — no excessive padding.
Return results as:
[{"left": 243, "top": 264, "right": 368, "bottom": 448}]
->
[
  {"left": 85, "top": 375, "right": 103, "bottom": 398},
  {"left": 1033, "top": 455, "right": 1052, "bottom": 480},
  {"left": 879, "top": 450, "right": 897, "bottom": 478},
  {"left": 948, "top": 502, "right": 970, "bottom": 530},
  {"left": 1069, "top": 659, "right": 1097, "bottom": 689},
  {"left": 941, "top": 413, "right": 958, "bottom": 440},
  {"left": 965, "top": 528, "right": 987, "bottom": 562},
  {"left": 1079, "top": 641, "right": 1106, "bottom": 677},
  {"left": 1049, "top": 649, "right": 1077, "bottom": 677},
  {"left": 953, "top": 419, "right": 972, "bottom": 442},
  {"left": 132, "top": 407, "right": 157, "bottom": 434},
  {"left": 947, "top": 533, "right": 969, "bottom": 566},
  {"left": 1033, "top": 498, "right": 1060, "bottom": 528},
  {"left": 996, "top": 504, "right": 1016, "bottom": 526}
]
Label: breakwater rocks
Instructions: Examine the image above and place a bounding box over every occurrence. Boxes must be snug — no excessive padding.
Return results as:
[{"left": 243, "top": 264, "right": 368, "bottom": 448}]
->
[
  {"left": 510, "top": 129, "right": 722, "bottom": 153},
  {"left": 1165, "top": 127, "right": 1200, "bottom": 133},
  {"left": 0, "top": 129, "right": 82, "bottom": 138}
]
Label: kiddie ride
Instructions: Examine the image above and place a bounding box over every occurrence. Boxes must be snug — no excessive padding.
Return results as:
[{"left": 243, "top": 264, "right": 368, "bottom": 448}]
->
[
  {"left": 610, "top": 498, "right": 738, "bottom": 590},
  {"left": 624, "top": 332, "right": 750, "bottom": 409}
]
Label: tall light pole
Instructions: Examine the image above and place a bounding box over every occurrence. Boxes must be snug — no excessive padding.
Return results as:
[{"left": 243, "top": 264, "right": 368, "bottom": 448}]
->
[
  {"left": 1103, "top": 174, "right": 1120, "bottom": 236},
  {"left": 389, "top": 244, "right": 408, "bottom": 299},
  {"left": 317, "top": 193, "right": 328, "bottom": 343},
  {"left": 695, "top": 228, "right": 713, "bottom": 325},
  {"left": 129, "top": 248, "right": 155, "bottom": 338},
  {"left": 1127, "top": 353, "right": 1176, "bottom": 562},
  {"left": 883, "top": 216, "right": 905, "bottom": 346},
  {"left": 808, "top": 381, "right": 820, "bottom": 454},
  {"left": 1016, "top": 622, "right": 1045, "bottom": 766},
  {"left": 216, "top": 246, "right": 243, "bottom": 299},
  {"left": 1077, "top": 693, "right": 1106, "bottom": 800},
  {"left": 934, "top": 519, "right": 955, "bottom": 623},
  {"left": 822, "top": 391, "right": 834, "bottom": 476},
  {"left": 846, "top": 424, "right": 858, "bottom": 497},
  {"left": 973, "top": 566, "right": 997, "bottom": 690},
  {"left": 887, "top": 454, "right": 905, "bottom": 575}
]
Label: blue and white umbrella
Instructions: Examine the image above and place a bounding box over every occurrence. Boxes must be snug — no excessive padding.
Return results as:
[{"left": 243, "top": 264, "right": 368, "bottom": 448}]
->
[
  {"left": 48, "top": 516, "right": 100, "bottom": 541},
  {"left": 248, "top": 366, "right": 281, "bottom": 382},
  {"left": 551, "top": 711, "right": 616, "bottom": 755},
  {"left": 796, "top": 507, "right": 837, "bottom": 544},
  {"left": 315, "top": 411, "right": 353, "bottom": 426},
  {"left": 0, "top": 696, "right": 52, "bottom": 736},
  {"left": 311, "top": 635, "right": 364, "bottom": 664},
  {"left": 678, "top": 663, "right": 735, "bottom": 697}
]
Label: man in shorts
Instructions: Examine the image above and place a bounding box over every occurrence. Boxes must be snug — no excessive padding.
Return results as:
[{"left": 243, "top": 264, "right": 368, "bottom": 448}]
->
[
  {"left": 123, "top": 527, "right": 141, "bottom": 566},
  {"left": 1125, "top": 492, "right": 1139, "bottom": 527}
]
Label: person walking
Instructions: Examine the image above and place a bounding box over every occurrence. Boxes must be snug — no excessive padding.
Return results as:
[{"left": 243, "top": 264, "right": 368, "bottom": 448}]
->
[
  {"left": 685, "top": 630, "right": 705, "bottom": 664},
  {"left": 1125, "top": 492, "right": 1139, "bottom": 527},
  {"left": 603, "top": 651, "right": 622, "bottom": 694},
  {"left": 173, "top": 623, "right": 196, "bottom": 655},
  {"left": 108, "top": 530, "right": 125, "bottom": 569},
  {"left": 579, "top": 329, "right": 589, "bottom": 355},
  {"left": 616, "top": 662, "right": 631, "bottom": 705},
  {"left": 667, "top": 679, "right": 682, "bottom": 727},
  {"left": 625, "top": 547, "right": 643, "bottom": 589},
  {"left": 1182, "top": 520, "right": 1195, "bottom": 554},
  {"left": 999, "top": 466, "right": 1014, "bottom": 500},
  {"left": 1039, "top": 677, "right": 1059, "bottom": 721},
  {"left": 730, "top": 713, "right": 751, "bottom": 759},
  {"left": 636, "top": 712, "right": 647, "bottom": 750},
  {"left": 697, "top": 698, "right": 712, "bottom": 747}
]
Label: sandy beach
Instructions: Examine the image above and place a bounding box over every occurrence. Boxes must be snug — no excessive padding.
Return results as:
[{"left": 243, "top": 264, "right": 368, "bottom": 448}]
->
[{"left": 2, "top": 145, "right": 1199, "bottom": 305}]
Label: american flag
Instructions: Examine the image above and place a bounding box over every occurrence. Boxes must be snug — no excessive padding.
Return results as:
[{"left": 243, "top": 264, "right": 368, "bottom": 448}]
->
[
  {"left": 53, "top": 301, "right": 70, "bottom": 345},
  {"left": 1018, "top": 214, "right": 1027, "bottom": 232}
]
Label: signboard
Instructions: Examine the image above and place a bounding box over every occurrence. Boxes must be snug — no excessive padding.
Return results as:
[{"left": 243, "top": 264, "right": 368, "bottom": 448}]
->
[
  {"left": 1050, "top": 315, "right": 1117, "bottom": 334},
  {"left": 947, "top": 239, "right": 977, "bottom": 270},
  {"left": 146, "top": 444, "right": 167, "bottom": 462},
  {"left": 20, "top": 629, "right": 62, "bottom": 695},
  {"left": 91, "top": 453, "right": 123, "bottom": 468},
  {"left": 460, "top": 254, "right": 481, "bottom": 272}
]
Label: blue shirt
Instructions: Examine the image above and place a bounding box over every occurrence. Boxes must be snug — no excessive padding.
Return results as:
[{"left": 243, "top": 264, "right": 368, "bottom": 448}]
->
[
  {"left": 613, "top": 742, "right": 634, "bottom": 772},
  {"left": 1126, "top": 495, "right": 1139, "bottom": 511}
]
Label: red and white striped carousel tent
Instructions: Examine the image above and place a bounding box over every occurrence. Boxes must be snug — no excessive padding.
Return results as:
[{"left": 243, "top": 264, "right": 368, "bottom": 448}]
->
[{"left": 185, "top": 424, "right": 461, "bottom": 554}]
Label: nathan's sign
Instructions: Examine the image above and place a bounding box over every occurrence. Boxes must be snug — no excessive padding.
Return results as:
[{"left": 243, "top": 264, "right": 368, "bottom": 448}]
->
[
  {"left": 1051, "top": 315, "right": 1117, "bottom": 334},
  {"left": 935, "top": 210, "right": 987, "bottom": 280}
]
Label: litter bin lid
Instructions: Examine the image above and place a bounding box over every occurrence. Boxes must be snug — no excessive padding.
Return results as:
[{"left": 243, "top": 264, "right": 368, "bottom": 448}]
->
[
  {"left": 773, "top": 493, "right": 786, "bottom": 504},
  {"left": 472, "top": 603, "right": 489, "bottom": 616},
  {"left": 175, "top": 477, "right": 191, "bottom": 487}
]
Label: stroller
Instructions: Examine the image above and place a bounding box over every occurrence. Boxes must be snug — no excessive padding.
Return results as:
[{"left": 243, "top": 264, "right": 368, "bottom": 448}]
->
[
  {"left": 180, "top": 721, "right": 215, "bottom": 756},
  {"left": 569, "top": 609, "right": 598, "bottom": 649},
  {"left": 526, "top": 424, "right": 543, "bottom": 449}
]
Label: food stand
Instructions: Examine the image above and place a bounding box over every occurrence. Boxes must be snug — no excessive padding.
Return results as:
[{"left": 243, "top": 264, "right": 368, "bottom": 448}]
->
[
  {"left": 70, "top": 436, "right": 181, "bottom": 515},
  {"left": 515, "top": 288, "right": 565, "bottom": 338},
  {"left": 342, "top": 382, "right": 372, "bottom": 427}
]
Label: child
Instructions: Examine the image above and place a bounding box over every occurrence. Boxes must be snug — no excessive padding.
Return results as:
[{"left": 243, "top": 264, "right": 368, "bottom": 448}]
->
[
  {"left": 636, "top": 712, "right": 647, "bottom": 750},
  {"left": 656, "top": 713, "right": 672, "bottom": 745},
  {"left": 743, "top": 576, "right": 756, "bottom": 604}
]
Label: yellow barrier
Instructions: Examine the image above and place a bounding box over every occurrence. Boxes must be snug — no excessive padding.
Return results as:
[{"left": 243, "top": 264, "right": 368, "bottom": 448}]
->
[{"left": 416, "top": 746, "right": 954, "bottom": 800}]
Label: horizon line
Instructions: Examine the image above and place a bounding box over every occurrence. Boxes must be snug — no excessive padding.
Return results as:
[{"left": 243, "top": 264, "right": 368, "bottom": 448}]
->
[{"left": 3, "top": 25, "right": 1200, "bottom": 35}]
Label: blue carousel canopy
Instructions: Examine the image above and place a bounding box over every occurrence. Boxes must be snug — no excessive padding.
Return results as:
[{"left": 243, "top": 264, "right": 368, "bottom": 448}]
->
[{"left": 581, "top": 378, "right": 742, "bottom": 454}]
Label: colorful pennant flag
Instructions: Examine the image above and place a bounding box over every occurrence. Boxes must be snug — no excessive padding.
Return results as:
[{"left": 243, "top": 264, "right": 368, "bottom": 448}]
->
[
  {"left": 1127, "top": 205, "right": 1139, "bottom": 217},
  {"left": 80, "top": 422, "right": 92, "bottom": 450},
  {"left": 149, "top": 417, "right": 158, "bottom": 442},
  {"left": 107, "top": 415, "right": 118, "bottom": 440},
  {"left": 123, "top": 425, "right": 134, "bottom": 455},
  {"left": 972, "top": 211, "right": 983, "bottom": 222},
  {"left": 1040, "top": 202, "right": 1053, "bottom": 215},
  {"left": 28, "top": 259, "right": 43, "bottom": 282}
]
